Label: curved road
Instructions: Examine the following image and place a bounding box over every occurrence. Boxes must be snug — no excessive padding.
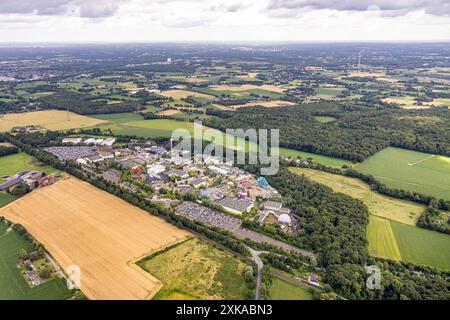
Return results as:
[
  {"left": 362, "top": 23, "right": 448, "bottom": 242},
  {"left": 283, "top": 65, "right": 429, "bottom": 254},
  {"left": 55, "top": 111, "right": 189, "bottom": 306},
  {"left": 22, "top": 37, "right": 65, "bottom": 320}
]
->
[{"left": 247, "top": 247, "right": 268, "bottom": 300}]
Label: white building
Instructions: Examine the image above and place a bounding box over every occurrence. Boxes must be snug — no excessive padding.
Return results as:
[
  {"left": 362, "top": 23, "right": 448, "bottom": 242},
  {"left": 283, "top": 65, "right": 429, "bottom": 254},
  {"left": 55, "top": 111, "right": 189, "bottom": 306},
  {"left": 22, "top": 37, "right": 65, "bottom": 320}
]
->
[
  {"left": 101, "top": 138, "right": 116, "bottom": 147},
  {"left": 62, "top": 137, "right": 82, "bottom": 145},
  {"left": 84, "top": 138, "right": 100, "bottom": 145},
  {"left": 278, "top": 214, "right": 292, "bottom": 226},
  {"left": 208, "top": 165, "right": 229, "bottom": 176},
  {"left": 216, "top": 197, "right": 253, "bottom": 215},
  {"left": 147, "top": 164, "right": 166, "bottom": 176}
]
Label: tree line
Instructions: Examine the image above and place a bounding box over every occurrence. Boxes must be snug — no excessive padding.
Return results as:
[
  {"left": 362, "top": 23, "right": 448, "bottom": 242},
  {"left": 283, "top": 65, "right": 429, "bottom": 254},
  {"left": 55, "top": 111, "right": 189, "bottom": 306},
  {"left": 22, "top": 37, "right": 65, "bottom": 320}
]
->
[
  {"left": 205, "top": 104, "right": 450, "bottom": 162},
  {"left": 0, "top": 144, "right": 19, "bottom": 157},
  {"left": 38, "top": 90, "right": 144, "bottom": 115}
]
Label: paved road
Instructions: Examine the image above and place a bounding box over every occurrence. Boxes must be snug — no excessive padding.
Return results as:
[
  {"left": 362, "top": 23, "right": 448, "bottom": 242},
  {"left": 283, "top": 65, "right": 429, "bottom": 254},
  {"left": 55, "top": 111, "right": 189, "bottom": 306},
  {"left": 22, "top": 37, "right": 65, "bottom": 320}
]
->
[
  {"left": 248, "top": 248, "right": 268, "bottom": 300},
  {"left": 44, "top": 252, "right": 67, "bottom": 282},
  {"left": 234, "top": 227, "right": 315, "bottom": 259}
]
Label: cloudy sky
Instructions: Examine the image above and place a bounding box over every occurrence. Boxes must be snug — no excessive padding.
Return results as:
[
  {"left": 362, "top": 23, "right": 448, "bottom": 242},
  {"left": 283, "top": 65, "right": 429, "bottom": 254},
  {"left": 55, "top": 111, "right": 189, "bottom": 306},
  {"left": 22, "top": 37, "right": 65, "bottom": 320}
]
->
[{"left": 0, "top": 0, "right": 449, "bottom": 42}]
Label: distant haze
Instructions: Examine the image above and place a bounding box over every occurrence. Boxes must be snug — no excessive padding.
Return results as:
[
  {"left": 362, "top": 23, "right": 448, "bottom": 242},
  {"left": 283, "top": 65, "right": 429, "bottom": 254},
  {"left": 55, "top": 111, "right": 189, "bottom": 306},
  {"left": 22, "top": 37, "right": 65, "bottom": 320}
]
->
[{"left": 0, "top": 0, "right": 449, "bottom": 42}]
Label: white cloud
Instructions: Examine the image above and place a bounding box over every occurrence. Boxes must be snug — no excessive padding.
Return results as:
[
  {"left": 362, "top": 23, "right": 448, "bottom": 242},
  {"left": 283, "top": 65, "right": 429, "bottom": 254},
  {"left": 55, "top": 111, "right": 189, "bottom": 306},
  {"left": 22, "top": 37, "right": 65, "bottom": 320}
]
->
[{"left": 0, "top": 0, "right": 448, "bottom": 42}]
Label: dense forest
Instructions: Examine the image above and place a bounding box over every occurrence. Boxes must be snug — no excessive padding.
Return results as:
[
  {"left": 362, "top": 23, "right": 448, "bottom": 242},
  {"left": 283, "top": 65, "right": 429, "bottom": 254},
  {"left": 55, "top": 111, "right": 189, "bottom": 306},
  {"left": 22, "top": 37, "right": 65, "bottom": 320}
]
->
[
  {"left": 207, "top": 104, "right": 450, "bottom": 162},
  {"left": 241, "top": 164, "right": 450, "bottom": 300},
  {"left": 0, "top": 137, "right": 19, "bottom": 156},
  {"left": 38, "top": 90, "right": 144, "bottom": 115},
  {"left": 0, "top": 145, "right": 19, "bottom": 157}
]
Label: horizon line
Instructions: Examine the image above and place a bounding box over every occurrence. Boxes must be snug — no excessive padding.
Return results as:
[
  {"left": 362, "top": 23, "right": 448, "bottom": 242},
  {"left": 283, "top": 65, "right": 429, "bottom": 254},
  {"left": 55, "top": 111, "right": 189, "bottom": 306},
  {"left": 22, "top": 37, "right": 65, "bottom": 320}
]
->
[{"left": 0, "top": 40, "right": 450, "bottom": 46}]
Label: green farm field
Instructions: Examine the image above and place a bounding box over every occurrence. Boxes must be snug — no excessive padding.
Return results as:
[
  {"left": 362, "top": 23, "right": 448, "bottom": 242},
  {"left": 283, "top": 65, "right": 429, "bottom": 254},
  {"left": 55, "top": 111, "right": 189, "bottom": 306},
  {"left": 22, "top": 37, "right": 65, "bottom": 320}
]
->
[
  {"left": 289, "top": 167, "right": 424, "bottom": 225},
  {"left": 0, "top": 153, "right": 55, "bottom": 183},
  {"left": 355, "top": 147, "right": 450, "bottom": 200},
  {"left": 314, "top": 116, "right": 336, "bottom": 123},
  {"left": 315, "top": 87, "right": 345, "bottom": 96},
  {"left": 368, "top": 216, "right": 450, "bottom": 270},
  {"left": 138, "top": 238, "right": 251, "bottom": 300},
  {"left": 367, "top": 216, "right": 402, "bottom": 261},
  {"left": 0, "top": 221, "right": 71, "bottom": 300},
  {"left": 0, "top": 193, "right": 18, "bottom": 209},
  {"left": 91, "top": 112, "right": 144, "bottom": 124},
  {"left": 268, "top": 277, "right": 314, "bottom": 300},
  {"left": 391, "top": 220, "right": 450, "bottom": 271}
]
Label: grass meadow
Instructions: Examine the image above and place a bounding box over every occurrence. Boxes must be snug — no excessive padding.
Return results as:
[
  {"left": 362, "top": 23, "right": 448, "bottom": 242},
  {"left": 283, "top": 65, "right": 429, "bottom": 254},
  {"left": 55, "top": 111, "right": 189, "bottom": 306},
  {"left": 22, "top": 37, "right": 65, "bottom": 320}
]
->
[
  {"left": 289, "top": 167, "right": 424, "bottom": 225},
  {"left": 138, "top": 238, "right": 250, "bottom": 300},
  {"left": 0, "top": 221, "right": 71, "bottom": 300},
  {"left": 368, "top": 216, "right": 450, "bottom": 271},
  {"left": 268, "top": 277, "right": 314, "bottom": 300},
  {"left": 355, "top": 147, "right": 450, "bottom": 200},
  {"left": 0, "top": 153, "right": 55, "bottom": 183}
]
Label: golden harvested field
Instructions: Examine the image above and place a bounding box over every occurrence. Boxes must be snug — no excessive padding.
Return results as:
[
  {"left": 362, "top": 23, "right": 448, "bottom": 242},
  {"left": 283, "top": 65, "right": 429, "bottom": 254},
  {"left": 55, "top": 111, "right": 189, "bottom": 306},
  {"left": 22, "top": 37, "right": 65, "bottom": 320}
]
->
[
  {"left": 231, "top": 100, "right": 296, "bottom": 109},
  {"left": 0, "top": 110, "right": 107, "bottom": 132},
  {"left": 160, "top": 90, "right": 214, "bottom": 99},
  {"left": 0, "top": 142, "right": 14, "bottom": 147},
  {"left": 212, "top": 104, "right": 235, "bottom": 111},
  {"left": 117, "top": 82, "right": 139, "bottom": 91},
  {"left": 211, "top": 84, "right": 286, "bottom": 93},
  {"left": 236, "top": 72, "right": 259, "bottom": 79},
  {"left": 0, "top": 177, "right": 189, "bottom": 300},
  {"left": 157, "top": 109, "right": 180, "bottom": 116},
  {"left": 346, "top": 71, "right": 399, "bottom": 83},
  {"left": 169, "top": 76, "right": 208, "bottom": 83},
  {"left": 381, "top": 98, "right": 433, "bottom": 109},
  {"left": 107, "top": 100, "right": 123, "bottom": 105},
  {"left": 349, "top": 71, "right": 386, "bottom": 78}
]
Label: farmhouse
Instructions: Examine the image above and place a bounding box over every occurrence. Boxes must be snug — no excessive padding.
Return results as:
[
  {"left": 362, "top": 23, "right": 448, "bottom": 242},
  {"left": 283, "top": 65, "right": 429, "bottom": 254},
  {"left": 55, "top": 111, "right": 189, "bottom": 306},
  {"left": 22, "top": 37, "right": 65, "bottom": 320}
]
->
[
  {"left": 0, "top": 170, "right": 47, "bottom": 192},
  {"left": 11, "top": 125, "right": 44, "bottom": 133},
  {"left": 0, "top": 177, "right": 22, "bottom": 191},
  {"left": 308, "top": 273, "right": 320, "bottom": 286}
]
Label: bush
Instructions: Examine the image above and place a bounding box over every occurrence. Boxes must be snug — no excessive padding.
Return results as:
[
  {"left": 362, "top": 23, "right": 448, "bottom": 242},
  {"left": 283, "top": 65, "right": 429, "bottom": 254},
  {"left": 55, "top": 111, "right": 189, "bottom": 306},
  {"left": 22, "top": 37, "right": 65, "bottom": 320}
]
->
[{"left": 39, "top": 267, "right": 51, "bottom": 279}]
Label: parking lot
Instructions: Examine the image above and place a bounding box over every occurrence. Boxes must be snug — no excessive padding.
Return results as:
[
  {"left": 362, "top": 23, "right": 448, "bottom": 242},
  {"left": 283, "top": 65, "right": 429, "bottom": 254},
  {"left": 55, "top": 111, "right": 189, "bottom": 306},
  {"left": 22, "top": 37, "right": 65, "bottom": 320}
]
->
[
  {"left": 44, "top": 146, "right": 96, "bottom": 161},
  {"left": 175, "top": 202, "right": 241, "bottom": 231}
]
